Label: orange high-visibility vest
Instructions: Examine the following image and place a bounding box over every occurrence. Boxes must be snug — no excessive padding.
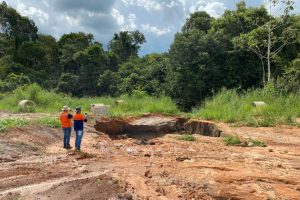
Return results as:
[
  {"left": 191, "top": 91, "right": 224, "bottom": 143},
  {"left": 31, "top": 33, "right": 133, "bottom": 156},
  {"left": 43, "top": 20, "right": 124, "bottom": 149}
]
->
[{"left": 60, "top": 112, "right": 72, "bottom": 128}]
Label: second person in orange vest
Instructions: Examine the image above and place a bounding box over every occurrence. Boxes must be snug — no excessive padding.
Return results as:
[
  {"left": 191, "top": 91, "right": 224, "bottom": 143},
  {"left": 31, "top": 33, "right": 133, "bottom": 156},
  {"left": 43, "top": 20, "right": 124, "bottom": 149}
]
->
[{"left": 73, "top": 107, "right": 87, "bottom": 151}]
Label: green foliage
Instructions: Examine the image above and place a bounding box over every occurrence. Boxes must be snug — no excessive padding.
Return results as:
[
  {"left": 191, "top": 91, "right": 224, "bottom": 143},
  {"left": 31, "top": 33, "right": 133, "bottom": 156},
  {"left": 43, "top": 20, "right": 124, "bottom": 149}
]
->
[
  {"left": 277, "top": 57, "right": 300, "bottom": 93},
  {"left": 0, "top": 84, "right": 180, "bottom": 117},
  {"left": 178, "top": 134, "right": 196, "bottom": 141},
  {"left": 182, "top": 11, "right": 212, "bottom": 32},
  {"left": 0, "top": 73, "right": 30, "bottom": 92},
  {"left": 108, "top": 94, "right": 179, "bottom": 117},
  {"left": 35, "top": 117, "right": 60, "bottom": 128},
  {"left": 0, "top": 118, "right": 29, "bottom": 132},
  {"left": 97, "top": 70, "right": 121, "bottom": 96},
  {"left": 223, "top": 135, "right": 241, "bottom": 146},
  {"left": 223, "top": 134, "right": 267, "bottom": 147},
  {"left": 192, "top": 84, "right": 300, "bottom": 126},
  {"left": 109, "top": 31, "right": 146, "bottom": 63},
  {"left": 56, "top": 73, "right": 79, "bottom": 95},
  {"left": 0, "top": 2, "right": 38, "bottom": 49},
  {"left": 167, "top": 29, "right": 224, "bottom": 110},
  {"left": 0, "top": 1, "right": 299, "bottom": 117},
  {"left": 248, "top": 138, "right": 267, "bottom": 147}
]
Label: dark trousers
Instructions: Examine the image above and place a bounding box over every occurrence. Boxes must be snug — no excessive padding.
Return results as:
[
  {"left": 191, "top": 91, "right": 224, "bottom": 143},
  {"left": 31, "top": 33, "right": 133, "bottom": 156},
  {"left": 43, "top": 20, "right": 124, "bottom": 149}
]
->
[{"left": 63, "top": 127, "right": 71, "bottom": 147}]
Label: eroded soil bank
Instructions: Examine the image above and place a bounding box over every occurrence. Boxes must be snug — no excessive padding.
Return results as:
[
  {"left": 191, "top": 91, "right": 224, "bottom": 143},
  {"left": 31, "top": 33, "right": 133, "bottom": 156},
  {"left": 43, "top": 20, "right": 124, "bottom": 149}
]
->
[
  {"left": 94, "top": 115, "right": 221, "bottom": 138},
  {"left": 0, "top": 113, "right": 300, "bottom": 199}
]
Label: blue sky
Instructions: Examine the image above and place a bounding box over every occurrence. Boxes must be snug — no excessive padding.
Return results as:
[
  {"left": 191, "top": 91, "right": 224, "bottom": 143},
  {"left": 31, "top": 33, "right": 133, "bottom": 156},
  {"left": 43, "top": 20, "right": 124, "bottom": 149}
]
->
[{"left": 4, "top": 0, "right": 300, "bottom": 55}]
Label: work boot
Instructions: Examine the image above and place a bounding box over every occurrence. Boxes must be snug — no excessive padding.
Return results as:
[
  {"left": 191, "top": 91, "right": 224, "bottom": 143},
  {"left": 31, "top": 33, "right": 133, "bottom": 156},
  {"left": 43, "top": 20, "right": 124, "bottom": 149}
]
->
[{"left": 66, "top": 146, "right": 72, "bottom": 149}]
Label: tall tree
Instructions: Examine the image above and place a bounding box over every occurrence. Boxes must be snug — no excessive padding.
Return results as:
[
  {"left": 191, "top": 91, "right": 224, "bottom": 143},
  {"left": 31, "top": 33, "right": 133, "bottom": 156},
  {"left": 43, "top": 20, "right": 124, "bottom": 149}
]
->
[
  {"left": 58, "top": 32, "right": 94, "bottom": 73},
  {"left": 0, "top": 1, "right": 38, "bottom": 49},
  {"left": 234, "top": 0, "right": 296, "bottom": 83},
  {"left": 109, "top": 31, "right": 146, "bottom": 63},
  {"left": 182, "top": 11, "right": 212, "bottom": 33}
]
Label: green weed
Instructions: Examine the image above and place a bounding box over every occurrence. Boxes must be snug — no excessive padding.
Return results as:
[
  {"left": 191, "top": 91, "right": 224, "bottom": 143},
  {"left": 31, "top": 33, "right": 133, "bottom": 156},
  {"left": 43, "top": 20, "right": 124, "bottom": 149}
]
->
[
  {"left": 223, "top": 135, "right": 241, "bottom": 146},
  {"left": 0, "top": 118, "right": 29, "bottom": 132},
  {"left": 35, "top": 117, "right": 61, "bottom": 128},
  {"left": 248, "top": 138, "right": 267, "bottom": 147},
  {"left": 178, "top": 134, "right": 196, "bottom": 141}
]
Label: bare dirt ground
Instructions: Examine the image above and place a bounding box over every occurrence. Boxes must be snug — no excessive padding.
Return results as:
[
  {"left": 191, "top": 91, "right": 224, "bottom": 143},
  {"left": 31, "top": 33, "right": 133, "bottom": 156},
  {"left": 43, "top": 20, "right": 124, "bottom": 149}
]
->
[{"left": 0, "top": 113, "right": 300, "bottom": 200}]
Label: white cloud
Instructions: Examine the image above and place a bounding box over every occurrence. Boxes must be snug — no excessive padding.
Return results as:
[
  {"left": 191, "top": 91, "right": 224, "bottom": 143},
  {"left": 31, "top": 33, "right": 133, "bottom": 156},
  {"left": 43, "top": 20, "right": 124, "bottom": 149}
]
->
[
  {"left": 121, "top": 13, "right": 137, "bottom": 31},
  {"left": 189, "top": 1, "right": 226, "bottom": 18},
  {"left": 65, "top": 15, "right": 80, "bottom": 26},
  {"left": 121, "top": 0, "right": 163, "bottom": 11},
  {"left": 111, "top": 9, "right": 138, "bottom": 31},
  {"left": 111, "top": 8, "right": 125, "bottom": 26},
  {"left": 14, "top": 1, "right": 49, "bottom": 24},
  {"left": 141, "top": 24, "right": 171, "bottom": 36}
]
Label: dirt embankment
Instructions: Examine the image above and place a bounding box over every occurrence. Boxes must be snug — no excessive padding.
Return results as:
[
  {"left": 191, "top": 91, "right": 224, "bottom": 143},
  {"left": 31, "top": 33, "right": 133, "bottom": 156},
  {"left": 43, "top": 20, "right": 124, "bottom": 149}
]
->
[{"left": 0, "top": 113, "right": 300, "bottom": 200}]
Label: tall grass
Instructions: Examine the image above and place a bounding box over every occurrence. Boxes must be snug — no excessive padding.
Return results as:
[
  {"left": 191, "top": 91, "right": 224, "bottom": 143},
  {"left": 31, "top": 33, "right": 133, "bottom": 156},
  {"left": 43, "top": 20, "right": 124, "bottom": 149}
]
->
[
  {"left": 192, "top": 84, "right": 300, "bottom": 126},
  {"left": 109, "top": 94, "right": 179, "bottom": 117},
  {"left": 0, "top": 84, "right": 180, "bottom": 117}
]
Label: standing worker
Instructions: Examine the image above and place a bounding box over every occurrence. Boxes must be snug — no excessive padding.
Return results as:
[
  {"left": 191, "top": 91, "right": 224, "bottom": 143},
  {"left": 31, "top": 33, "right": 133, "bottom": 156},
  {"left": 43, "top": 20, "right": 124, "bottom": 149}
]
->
[
  {"left": 60, "top": 106, "right": 73, "bottom": 149},
  {"left": 73, "top": 107, "right": 88, "bottom": 151}
]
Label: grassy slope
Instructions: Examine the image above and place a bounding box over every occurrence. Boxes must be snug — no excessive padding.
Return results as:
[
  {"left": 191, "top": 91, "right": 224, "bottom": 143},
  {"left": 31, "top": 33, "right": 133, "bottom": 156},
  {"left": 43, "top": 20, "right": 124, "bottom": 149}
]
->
[
  {"left": 0, "top": 84, "right": 299, "bottom": 127},
  {"left": 191, "top": 87, "right": 300, "bottom": 127},
  {"left": 0, "top": 84, "right": 180, "bottom": 117}
]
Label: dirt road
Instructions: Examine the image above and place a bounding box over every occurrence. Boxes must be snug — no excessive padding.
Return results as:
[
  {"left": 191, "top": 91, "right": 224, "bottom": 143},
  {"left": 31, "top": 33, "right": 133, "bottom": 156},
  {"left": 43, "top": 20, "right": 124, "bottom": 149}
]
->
[{"left": 0, "top": 113, "right": 300, "bottom": 199}]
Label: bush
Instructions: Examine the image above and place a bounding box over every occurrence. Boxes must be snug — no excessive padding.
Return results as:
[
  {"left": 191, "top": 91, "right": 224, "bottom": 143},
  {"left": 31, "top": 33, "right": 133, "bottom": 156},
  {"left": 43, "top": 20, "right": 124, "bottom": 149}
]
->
[
  {"left": 223, "top": 135, "right": 241, "bottom": 146},
  {"left": 0, "top": 118, "right": 29, "bottom": 132},
  {"left": 178, "top": 134, "right": 196, "bottom": 141},
  {"left": 248, "top": 138, "right": 267, "bottom": 147},
  {"left": 35, "top": 117, "right": 61, "bottom": 128},
  {"left": 0, "top": 73, "right": 31, "bottom": 93},
  {"left": 277, "top": 58, "right": 300, "bottom": 94}
]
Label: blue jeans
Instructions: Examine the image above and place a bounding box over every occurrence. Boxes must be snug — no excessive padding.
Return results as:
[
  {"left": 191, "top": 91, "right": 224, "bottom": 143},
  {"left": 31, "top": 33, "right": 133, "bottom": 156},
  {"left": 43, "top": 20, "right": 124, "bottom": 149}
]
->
[
  {"left": 75, "top": 130, "right": 84, "bottom": 149},
  {"left": 63, "top": 127, "right": 71, "bottom": 147}
]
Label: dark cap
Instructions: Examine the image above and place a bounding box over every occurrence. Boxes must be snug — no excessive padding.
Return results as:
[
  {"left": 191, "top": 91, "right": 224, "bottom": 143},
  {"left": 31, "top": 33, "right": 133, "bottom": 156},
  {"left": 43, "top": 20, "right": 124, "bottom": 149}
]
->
[{"left": 75, "top": 106, "right": 81, "bottom": 113}]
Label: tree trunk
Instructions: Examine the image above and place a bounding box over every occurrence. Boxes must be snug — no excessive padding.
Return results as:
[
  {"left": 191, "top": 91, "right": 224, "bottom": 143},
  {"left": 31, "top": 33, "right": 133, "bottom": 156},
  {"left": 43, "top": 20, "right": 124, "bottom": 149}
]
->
[
  {"left": 261, "top": 58, "right": 266, "bottom": 86},
  {"left": 267, "top": 1, "right": 272, "bottom": 82}
]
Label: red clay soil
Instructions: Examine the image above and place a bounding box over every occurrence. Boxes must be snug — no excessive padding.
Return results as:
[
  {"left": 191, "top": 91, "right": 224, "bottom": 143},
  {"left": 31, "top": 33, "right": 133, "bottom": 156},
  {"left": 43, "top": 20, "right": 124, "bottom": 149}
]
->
[{"left": 0, "top": 113, "right": 300, "bottom": 199}]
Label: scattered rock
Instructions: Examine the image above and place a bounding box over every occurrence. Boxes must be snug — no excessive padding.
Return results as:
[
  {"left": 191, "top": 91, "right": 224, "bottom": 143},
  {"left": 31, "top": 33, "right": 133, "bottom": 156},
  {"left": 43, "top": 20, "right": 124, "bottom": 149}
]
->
[
  {"left": 116, "top": 134, "right": 128, "bottom": 139},
  {"left": 248, "top": 142, "right": 255, "bottom": 147},
  {"left": 176, "top": 157, "right": 191, "bottom": 162},
  {"left": 268, "top": 148, "right": 274, "bottom": 152},
  {"left": 117, "top": 193, "right": 133, "bottom": 200},
  {"left": 155, "top": 187, "right": 166, "bottom": 196},
  {"left": 145, "top": 170, "right": 152, "bottom": 178},
  {"left": 144, "top": 153, "right": 151, "bottom": 157},
  {"left": 251, "top": 101, "right": 266, "bottom": 107}
]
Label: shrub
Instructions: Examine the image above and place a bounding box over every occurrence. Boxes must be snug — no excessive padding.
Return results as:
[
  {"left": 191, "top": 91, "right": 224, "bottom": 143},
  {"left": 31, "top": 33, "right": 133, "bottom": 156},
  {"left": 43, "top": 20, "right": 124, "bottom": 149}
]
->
[
  {"left": 35, "top": 117, "right": 61, "bottom": 128},
  {"left": 248, "top": 138, "right": 267, "bottom": 147},
  {"left": 0, "top": 118, "right": 29, "bottom": 132},
  {"left": 223, "top": 135, "right": 241, "bottom": 146},
  {"left": 178, "top": 134, "right": 196, "bottom": 141}
]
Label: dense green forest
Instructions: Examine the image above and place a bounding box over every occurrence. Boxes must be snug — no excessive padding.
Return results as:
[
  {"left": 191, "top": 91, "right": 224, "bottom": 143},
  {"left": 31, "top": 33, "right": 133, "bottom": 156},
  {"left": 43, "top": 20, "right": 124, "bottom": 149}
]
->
[{"left": 0, "top": 1, "right": 299, "bottom": 111}]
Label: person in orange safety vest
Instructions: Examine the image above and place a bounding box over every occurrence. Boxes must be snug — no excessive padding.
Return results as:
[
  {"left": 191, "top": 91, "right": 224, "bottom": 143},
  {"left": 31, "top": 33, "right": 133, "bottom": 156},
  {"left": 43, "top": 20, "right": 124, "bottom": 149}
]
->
[{"left": 60, "top": 105, "right": 73, "bottom": 149}]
